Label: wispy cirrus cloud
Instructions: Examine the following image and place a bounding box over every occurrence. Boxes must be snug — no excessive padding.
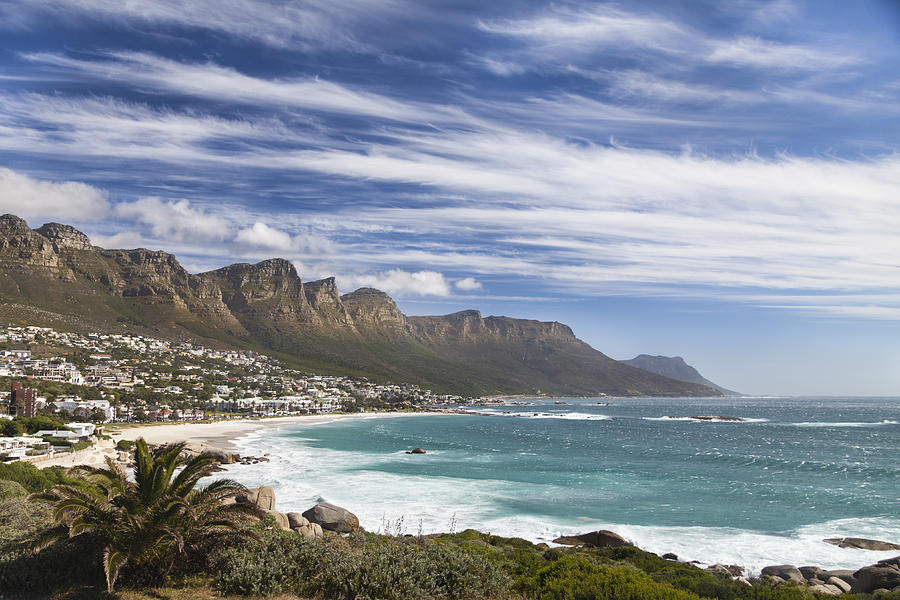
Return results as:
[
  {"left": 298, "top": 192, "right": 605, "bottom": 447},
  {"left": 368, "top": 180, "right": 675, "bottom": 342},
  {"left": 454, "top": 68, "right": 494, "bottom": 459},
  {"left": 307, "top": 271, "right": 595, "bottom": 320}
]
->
[
  {"left": 0, "top": 0, "right": 403, "bottom": 51},
  {"left": 22, "top": 52, "right": 470, "bottom": 125},
  {"left": 478, "top": 4, "right": 863, "bottom": 74}
]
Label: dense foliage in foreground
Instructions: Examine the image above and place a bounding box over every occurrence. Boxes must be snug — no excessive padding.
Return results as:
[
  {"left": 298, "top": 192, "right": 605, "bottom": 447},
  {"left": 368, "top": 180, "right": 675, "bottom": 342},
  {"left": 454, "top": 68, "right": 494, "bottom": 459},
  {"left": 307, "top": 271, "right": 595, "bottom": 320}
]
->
[{"left": 1, "top": 462, "right": 899, "bottom": 599}]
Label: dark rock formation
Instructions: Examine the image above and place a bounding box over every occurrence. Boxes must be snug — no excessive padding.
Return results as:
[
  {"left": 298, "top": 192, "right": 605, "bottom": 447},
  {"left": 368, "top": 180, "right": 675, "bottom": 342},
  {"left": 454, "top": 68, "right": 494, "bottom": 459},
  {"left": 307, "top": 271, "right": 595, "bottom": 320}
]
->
[
  {"left": 302, "top": 501, "right": 360, "bottom": 533},
  {"left": 824, "top": 537, "right": 900, "bottom": 551},
  {"left": 852, "top": 565, "right": 900, "bottom": 594},
  {"left": 761, "top": 565, "right": 805, "bottom": 584},
  {"left": 553, "top": 530, "right": 630, "bottom": 548}
]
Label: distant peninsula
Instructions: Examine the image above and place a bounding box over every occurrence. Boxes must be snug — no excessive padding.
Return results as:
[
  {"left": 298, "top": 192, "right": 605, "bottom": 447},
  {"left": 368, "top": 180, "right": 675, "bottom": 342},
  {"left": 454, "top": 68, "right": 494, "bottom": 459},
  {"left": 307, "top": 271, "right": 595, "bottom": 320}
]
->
[
  {"left": 0, "top": 214, "right": 720, "bottom": 398},
  {"left": 622, "top": 355, "right": 739, "bottom": 396}
]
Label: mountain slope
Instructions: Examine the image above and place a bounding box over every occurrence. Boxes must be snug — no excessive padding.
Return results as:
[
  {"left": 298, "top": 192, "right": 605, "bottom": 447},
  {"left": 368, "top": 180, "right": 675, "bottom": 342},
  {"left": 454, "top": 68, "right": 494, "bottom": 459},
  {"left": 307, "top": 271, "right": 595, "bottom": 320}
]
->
[
  {"left": 622, "top": 354, "right": 739, "bottom": 396},
  {"left": 0, "top": 214, "right": 720, "bottom": 397}
]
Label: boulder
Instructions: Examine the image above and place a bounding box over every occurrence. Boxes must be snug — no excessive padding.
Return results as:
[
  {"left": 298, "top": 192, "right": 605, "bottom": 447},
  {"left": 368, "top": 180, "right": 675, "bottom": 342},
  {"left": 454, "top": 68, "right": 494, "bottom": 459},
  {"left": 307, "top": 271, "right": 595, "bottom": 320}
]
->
[
  {"left": 287, "top": 512, "right": 309, "bottom": 529},
  {"left": 825, "top": 538, "right": 900, "bottom": 551},
  {"left": 552, "top": 530, "right": 629, "bottom": 548},
  {"left": 662, "top": 553, "right": 678, "bottom": 561},
  {"left": 707, "top": 565, "right": 733, "bottom": 577},
  {"left": 878, "top": 556, "right": 900, "bottom": 569},
  {"left": 294, "top": 522, "right": 324, "bottom": 539},
  {"left": 800, "top": 566, "right": 823, "bottom": 580},
  {"left": 761, "top": 565, "right": 805, "bottom": 584},
  {"left": 822, "top": 570, "right": 856, "bottom": 586},
  {"left": 852, "top": 566, "right": 900, "bottom": 594},
  {"left": 267, "top": 510, "right": 291, "bottom": 531},
  {"left": 808, "top": 583, "right": 843, "bottom": 596},
  {"left": 407, "top": 447, "right": 427, "bottom": 454},
  {"left": 302, "top": 502, "right": 360, "bottom": 533},
  {"left": 235, "top": 486, "right": 277, "bottom": 511},
  {"left": 827, "top": 577, "right": 852, "bottom": 593}
]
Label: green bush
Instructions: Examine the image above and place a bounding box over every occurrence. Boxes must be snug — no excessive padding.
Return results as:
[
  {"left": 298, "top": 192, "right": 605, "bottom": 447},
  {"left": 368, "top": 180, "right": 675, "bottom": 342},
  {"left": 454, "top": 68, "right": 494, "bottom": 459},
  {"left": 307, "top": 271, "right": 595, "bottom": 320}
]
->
[
  {"left": 115, "top": 438, "right": 135, "bottom": 451},
  {"left": 0, "top": 462, "right": 75, "bottom": 493},
  {"left": 214, "top": 528, "right": 510, "bottom": 599},
  {"left": 519, "top": 554, "right": 703, "bottom": 600}
]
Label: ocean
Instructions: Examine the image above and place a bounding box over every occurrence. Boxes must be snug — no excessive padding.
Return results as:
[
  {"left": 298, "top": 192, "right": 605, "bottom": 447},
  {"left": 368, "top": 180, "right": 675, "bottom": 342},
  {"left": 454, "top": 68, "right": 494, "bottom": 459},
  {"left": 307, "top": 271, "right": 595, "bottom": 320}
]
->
[{"left": 221, "top": 396, "right": 900, "bottom": 573}]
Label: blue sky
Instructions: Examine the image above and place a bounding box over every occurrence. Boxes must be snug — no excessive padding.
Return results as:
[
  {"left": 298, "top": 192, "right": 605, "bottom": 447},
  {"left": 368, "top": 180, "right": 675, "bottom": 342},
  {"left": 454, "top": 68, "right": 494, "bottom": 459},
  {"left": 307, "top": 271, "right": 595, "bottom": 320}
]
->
[{"left": 0, "top": 0, "right": 898, "bottom": 395}]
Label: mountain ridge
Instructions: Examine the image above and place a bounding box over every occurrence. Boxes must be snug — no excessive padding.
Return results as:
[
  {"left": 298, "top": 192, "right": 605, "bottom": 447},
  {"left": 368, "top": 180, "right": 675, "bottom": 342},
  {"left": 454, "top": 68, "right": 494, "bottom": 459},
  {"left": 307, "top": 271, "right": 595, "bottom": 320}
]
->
[
  {"left": 0, "top": 214, "right": 720, "bottom": 397},
  {"left": 622, "top": 354, "right": 739, "bottom": 396}
]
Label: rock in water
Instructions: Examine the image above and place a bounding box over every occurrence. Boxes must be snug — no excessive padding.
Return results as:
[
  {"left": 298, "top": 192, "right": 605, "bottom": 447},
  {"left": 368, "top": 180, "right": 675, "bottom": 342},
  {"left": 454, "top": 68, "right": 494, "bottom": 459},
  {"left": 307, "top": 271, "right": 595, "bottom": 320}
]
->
[
  {"left": 302, "top": 501, "right": 360, "bottom": 533},
  {"left": 761, "top": 565, "right": 805, "bottom": 584},
  {"left": 407, "top": 447, "right": 426, "bottom": 454},
  {"left": 824, "top": 537, "right": 900, "bottom": 551},
  {"left": 553, "top": 530, "right": 629, "bottom": 548}
]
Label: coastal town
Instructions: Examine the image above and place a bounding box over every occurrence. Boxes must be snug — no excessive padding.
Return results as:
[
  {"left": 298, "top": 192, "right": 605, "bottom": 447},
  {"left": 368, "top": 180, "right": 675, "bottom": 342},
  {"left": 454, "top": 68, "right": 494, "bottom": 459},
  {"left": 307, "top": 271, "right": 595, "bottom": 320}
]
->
[{"left": 0, "top": 324, "right": 468, "bottom": 462}]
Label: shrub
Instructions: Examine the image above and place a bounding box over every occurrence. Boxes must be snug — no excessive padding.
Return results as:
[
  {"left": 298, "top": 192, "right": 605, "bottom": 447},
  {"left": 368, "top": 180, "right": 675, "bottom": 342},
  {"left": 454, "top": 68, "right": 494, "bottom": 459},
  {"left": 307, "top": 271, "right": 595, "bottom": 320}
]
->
[
  {"left": 0, "top": 462, "right": 75, "bottom": 493},
  {"left": 521, "top": 554, "right": 703, "bottom": 600},
  {"left": 214, "top": 528, "right": 511, "bottom": 599},
  {"left": 116, "top": 439, "right": 135, "bottom": 452}
]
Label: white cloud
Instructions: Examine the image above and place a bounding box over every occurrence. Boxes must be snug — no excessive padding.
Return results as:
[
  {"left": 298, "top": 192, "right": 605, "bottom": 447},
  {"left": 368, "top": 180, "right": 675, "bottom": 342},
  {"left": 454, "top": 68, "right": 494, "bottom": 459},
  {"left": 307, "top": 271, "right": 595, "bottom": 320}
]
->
[
  {"left": 86, "top": 230, "right": 143, "bottom": 248},
  {"left": 0, "top": 167, "right": 109, "bottom": 220},
  {"left": 23, "top": 52, "right": 467, "bottom": 124},
  {"left": 706, "top": 36, "right": 859, "bottom": 71},
  {"left": 344, "top": 269, "right": 452, "bottom": 297},
  {"left": 2, "top": 0, "right": 401, "bottom": 51},
  {"left": 115, "top": 197, "right": 230, "bottom": 242},
  {"left": 234, "top": 222, "right": 294, "bottom": 251},
  {"left": 479, "top": 6, "right": 688, "bottom": 55},
  {"left": 455, "top": 277, "right": 482, "bottom": 291}
]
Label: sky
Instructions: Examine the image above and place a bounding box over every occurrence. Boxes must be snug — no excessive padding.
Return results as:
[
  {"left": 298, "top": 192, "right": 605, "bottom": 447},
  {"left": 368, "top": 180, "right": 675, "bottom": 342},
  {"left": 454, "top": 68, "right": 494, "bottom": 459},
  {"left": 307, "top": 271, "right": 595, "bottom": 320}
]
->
[{"left": 0, "top": 0, "right": 898, "bottom": 395}]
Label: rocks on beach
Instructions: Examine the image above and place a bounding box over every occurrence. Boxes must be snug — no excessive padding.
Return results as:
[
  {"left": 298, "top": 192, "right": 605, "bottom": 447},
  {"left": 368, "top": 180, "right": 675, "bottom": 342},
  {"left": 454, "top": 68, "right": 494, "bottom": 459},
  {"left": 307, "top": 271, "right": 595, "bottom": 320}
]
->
[
  {"left": 302, "top": 501, "right": 360, "bottom": 534},
  {"left": 230, "top": 487, "right": 352, "bottom": 540},
  {"left": 553, "top": 530, "right": 630, "bottom": 548},
  {"left": 745, "top": 558, "right": 900, "bottom": 596}
]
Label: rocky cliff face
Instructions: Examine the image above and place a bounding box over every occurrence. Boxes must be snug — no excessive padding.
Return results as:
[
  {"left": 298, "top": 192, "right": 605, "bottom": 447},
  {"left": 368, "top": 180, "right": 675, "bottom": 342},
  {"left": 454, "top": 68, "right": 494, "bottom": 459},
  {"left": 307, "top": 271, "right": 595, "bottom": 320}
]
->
[{"left": 0, "top": 213, "right": 721, "bottom": 397}]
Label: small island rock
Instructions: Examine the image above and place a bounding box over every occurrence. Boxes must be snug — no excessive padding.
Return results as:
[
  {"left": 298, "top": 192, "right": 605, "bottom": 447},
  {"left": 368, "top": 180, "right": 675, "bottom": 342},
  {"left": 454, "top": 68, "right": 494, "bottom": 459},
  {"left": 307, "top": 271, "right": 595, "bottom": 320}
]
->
[
  {"left": 825, "top": 537, "right": 900, "bottom": 551},
  {"left": 407, "top": 447, "right": 427, "bottom": 454}
]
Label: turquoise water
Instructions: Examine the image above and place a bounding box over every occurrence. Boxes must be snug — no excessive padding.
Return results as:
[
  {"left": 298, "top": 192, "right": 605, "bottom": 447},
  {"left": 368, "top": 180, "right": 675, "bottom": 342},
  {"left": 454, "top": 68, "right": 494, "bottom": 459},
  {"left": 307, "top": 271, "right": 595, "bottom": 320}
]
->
[{"left": 225, "top": 397, "right": 900, "bottom": 572}]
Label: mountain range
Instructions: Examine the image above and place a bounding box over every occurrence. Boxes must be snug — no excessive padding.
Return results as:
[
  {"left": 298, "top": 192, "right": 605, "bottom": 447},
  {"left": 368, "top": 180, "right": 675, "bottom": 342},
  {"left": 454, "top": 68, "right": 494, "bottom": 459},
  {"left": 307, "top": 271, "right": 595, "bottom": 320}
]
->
[
  {"left": 0, "top": 214, "right": 722, "bottom": 397},
  {"left": 621, "top": 355, "right": 738, "bottom": 396}
]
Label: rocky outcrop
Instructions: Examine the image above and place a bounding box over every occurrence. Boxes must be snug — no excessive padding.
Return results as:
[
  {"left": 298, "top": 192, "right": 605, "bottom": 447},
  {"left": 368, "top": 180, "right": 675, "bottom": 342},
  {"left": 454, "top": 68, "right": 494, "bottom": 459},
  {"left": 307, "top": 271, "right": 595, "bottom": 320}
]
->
[
  {"left": 407, "top": 447, "right": 426, "bottom": 454},
  {"left": 761, "top": 565, "right": 805, "bottom": 584},
  {"left": 852, "top": 565, "right": 900, "bottom": 594},
  {"left": 302, "top": 501, "right": 360, "bottom": 534},
  {"left": 553, "top": 530, "right": 630, "bottom": 548},
  {"left": 825, "top": 537, "right": 900, "bottom": 551},
  {"left": 34, "top": 222, "right": 93, "bottom": 252},
  {"left": 747, "top": 558, "right": 900, "bottom": 596}
]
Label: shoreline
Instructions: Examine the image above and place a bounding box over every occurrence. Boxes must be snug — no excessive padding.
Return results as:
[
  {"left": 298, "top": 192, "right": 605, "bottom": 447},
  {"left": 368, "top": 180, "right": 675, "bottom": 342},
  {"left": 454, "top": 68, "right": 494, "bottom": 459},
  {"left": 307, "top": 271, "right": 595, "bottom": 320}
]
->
[{"left": 116, "top": 410, "right": 448, "bottom": 450}]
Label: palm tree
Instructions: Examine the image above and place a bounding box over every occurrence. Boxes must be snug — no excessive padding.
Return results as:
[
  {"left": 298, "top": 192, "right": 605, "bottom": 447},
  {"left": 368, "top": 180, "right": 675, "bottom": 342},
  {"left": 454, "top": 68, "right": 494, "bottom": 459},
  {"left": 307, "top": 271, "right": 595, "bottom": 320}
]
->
[{"left": 32, "top": 438, "right": 259, "bottom": 593}]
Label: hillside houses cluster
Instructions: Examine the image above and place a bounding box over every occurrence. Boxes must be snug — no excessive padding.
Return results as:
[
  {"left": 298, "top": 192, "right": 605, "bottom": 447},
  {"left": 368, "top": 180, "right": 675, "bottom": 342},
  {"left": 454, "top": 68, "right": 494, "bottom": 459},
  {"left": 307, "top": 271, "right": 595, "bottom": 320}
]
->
[{"left": 1, "top": 325, "right": 465, "bottom": 428}]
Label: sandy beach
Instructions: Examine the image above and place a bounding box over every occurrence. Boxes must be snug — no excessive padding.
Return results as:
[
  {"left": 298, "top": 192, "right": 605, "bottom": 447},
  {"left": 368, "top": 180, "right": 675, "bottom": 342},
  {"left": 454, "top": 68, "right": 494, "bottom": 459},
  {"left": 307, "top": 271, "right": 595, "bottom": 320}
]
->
[
  {"left": 26, "top": 412, "right": 436, "bottom": 469},
  {"left": 116, "top": 412, "right": 438, "bottom": 449}
]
